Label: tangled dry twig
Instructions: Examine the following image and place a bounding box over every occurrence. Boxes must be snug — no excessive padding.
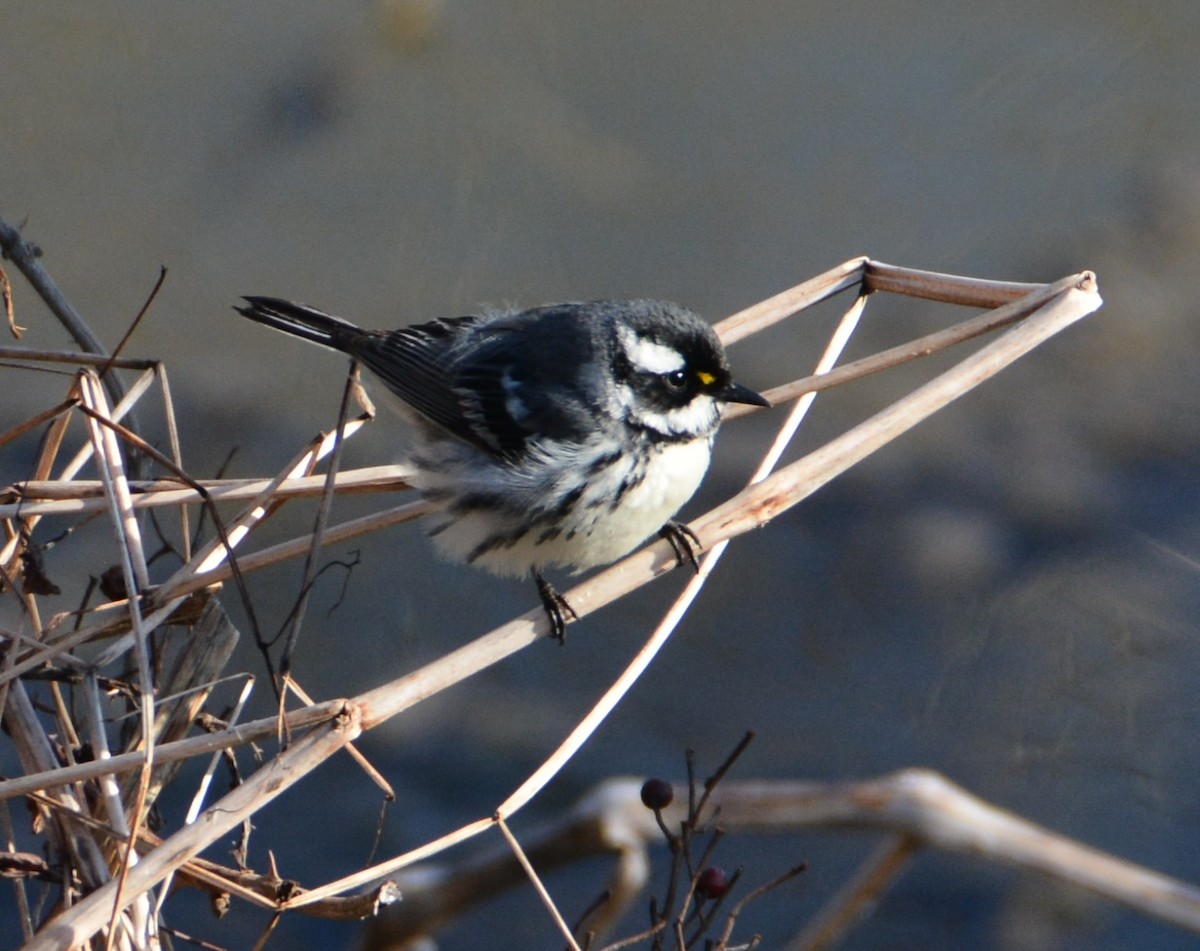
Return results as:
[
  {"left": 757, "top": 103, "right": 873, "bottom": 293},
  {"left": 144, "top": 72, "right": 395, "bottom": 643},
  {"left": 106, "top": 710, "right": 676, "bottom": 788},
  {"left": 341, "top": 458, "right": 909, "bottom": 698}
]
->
[{"left": 2, "top": 213, "right": 1134, "bottom": 949}]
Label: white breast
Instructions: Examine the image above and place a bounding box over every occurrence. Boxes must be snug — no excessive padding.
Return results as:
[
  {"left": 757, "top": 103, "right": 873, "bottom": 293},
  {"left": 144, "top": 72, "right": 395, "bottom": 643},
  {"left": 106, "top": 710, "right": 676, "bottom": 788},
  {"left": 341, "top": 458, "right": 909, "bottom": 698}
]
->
[
  {"left": 562, "top": 438, "right": 712, "bottom": 569},
  {"left": 419, "top": 435, "right": 714, "bottom": 577},
  {"left": 480, "top": 437, "right": 713, "bottom": 574}
]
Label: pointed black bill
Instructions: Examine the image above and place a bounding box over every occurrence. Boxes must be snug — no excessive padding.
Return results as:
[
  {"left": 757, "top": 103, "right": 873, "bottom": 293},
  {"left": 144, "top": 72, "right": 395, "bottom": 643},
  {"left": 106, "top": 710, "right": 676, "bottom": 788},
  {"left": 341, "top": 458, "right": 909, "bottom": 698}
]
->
[{"left": 720, "top": 381, "right": 771, "bottom": 408}]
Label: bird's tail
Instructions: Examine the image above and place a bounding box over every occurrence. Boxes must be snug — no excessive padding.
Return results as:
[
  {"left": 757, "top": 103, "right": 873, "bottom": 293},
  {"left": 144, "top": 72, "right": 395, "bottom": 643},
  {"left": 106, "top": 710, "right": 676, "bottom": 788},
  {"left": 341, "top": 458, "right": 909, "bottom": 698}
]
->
[{"left": 235, "top": 296, "right": 364, "bottom": 352}]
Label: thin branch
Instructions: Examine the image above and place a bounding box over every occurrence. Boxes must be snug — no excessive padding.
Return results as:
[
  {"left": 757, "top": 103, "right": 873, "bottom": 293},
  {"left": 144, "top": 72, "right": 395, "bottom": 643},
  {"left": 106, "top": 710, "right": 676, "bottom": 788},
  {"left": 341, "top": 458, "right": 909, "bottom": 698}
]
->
[
  {"left": 18, "top": 704, "right": 365, "bottom": 951},
  {"left": 784, "top": 837, "right": 915, "bottom": 951},
  {"left": 2, "top": 261, "right": 1108, "bottom": 948},
  {"left": 0, "top": 213, "right": 137, "bottom": 441},
  {"left": 278, "top": 360, "right": 360, "bottom": 685},
  {"left": 1, "top": 465, "right": 413, "bottom": 518},
  {"left": 98, "top": 266, "right": 167, "bottom": 381}
]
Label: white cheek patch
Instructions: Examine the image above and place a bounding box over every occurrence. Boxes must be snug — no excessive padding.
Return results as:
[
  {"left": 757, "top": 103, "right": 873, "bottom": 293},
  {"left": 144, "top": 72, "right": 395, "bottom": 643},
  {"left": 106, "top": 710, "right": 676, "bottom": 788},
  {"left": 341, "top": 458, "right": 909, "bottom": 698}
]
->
[
  {"left": 636, "top": 395, "right": 719, "bottom": 437},
  {"left": 618, "top": 326, "right": 685, "bottom": 374}
]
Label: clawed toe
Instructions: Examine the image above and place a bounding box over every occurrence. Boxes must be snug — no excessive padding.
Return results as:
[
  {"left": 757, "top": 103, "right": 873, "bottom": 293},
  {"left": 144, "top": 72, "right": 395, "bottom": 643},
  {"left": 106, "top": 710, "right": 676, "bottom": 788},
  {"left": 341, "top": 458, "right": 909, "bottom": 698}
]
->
[
  {"left": 533, "top": 569, "right": 578, "bottom": 644},
  {"left": 659, "top": 521, "right": 702, "bottom": 572}
]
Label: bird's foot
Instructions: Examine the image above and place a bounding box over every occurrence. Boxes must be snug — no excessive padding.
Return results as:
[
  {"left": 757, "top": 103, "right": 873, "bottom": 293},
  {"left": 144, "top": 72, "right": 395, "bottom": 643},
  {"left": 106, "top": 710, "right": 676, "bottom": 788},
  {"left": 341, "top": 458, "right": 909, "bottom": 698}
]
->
[
  {"left": 660, "top": 521, "right": 702, "bottom": 573},
  {"left": 533, "top": 569, "right": 578, "bottom": 644}
]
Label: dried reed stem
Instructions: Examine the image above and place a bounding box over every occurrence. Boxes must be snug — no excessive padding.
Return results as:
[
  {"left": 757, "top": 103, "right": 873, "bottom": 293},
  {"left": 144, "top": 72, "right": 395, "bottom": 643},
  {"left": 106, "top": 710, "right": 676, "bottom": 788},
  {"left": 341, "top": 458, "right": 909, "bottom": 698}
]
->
[{"left": 2, "top": 259, "right": 1115, "bottom": 949}]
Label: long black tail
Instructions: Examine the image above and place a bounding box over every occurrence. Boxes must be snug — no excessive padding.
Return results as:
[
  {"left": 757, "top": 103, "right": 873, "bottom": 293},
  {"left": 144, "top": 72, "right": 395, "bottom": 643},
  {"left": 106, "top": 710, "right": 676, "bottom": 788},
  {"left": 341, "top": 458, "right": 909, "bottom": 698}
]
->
[{"left": 235, "top": 296, "right": 365, "bottom": 352}]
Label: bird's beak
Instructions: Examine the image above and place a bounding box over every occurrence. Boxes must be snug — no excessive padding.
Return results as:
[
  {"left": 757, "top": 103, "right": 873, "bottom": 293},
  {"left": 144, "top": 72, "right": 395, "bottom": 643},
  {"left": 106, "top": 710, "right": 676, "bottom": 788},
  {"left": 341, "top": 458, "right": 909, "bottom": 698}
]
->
[{"left": 720, "top": 381, "right": 771, "bottom": 408}]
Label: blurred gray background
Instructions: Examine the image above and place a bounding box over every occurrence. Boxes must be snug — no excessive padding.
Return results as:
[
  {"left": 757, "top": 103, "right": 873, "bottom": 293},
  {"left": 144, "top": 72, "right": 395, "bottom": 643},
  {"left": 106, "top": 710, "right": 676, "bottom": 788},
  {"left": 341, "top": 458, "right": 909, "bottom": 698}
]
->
[{"left": 5, "top": 2, "right": 1200, "bottom": 948}]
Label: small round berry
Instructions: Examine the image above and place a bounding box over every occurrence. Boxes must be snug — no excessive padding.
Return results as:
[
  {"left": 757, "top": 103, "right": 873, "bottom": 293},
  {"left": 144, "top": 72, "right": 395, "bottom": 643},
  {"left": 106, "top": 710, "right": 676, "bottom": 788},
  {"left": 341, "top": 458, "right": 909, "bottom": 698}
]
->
[
  {"left": 640, "top": 778, "right": 674, "bottom": 811},
  {"left": 695, "top": 866, "right": 730, "bottom": 900}
]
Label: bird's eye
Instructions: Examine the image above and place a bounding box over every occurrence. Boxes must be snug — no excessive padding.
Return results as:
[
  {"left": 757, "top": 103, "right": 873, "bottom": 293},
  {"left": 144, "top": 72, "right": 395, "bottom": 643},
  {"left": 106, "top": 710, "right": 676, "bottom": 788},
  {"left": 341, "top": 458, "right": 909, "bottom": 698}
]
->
[{"left": 665, "top": 369, "right": 688, "bottom": 389}]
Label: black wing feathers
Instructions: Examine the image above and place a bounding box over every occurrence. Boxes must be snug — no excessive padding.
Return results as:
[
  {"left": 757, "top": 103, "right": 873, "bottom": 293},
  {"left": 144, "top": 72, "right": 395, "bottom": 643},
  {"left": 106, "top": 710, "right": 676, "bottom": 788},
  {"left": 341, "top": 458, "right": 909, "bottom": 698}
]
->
[
  {"left": 236, "top": 297, "right": 362, "bottom": 349},
  {"left": 237, "top": 298, "right": 609, "bottom": 460},
  {"left": 447, "top": 307, "right": 606, "bottom": 455},
  {"left": 351, "top": 318, "right": 489, "bottom": 450}
]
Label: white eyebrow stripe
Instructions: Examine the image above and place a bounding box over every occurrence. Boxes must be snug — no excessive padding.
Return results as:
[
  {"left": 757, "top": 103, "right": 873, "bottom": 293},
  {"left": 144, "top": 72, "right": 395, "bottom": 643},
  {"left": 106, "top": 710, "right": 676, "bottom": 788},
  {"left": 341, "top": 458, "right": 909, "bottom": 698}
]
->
[{"left": 618, "top": 326, "right": 685, "bottom": 374}]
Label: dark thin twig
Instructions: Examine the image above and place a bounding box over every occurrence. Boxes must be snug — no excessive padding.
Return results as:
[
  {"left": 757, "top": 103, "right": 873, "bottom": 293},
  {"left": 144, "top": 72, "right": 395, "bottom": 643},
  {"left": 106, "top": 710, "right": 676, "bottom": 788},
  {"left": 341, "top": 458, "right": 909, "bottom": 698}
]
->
[
  {"left": 684, "top": 866, "right": 742, "bottom": 948},
  {"left": 599, "top": 919, "right": 668, "bottom": 951},
  {"left": 189, "top": 447, "right": 238, "bottom": 552},
  {"left": 569, "top": 888, "right": 613, "bottom": 951},
  {"left": 675, "top": 829, "right": 726, "bottom": 936},
  {"left": 694, "top": 732, "right": 755, "bottom": 827},
  {"left": 72, "top": 401, "right": 270, "bottom": 687},
  {"left": 98, "top": 266, "right": 167, "bottom": 382},
  {"left": 0, "top": 213, "right": 137, "bottom": 443},
  {"left": 685, "top": 750, "right": 697, "bottom": 825},
  {"left": 0, "top": 397, "right": 78, "bottom": 452},
  {"left": 652, "top": 803, "right": 679, "bottom": 848},
  {"left": 659, "top": 820, "right": 685, "bottom": 942},
  {"left": 715, "top": 864, "right": 808, "bottom": 949},
  {"left": 278, "top": 359, "right": 360, "bottom": 685}
]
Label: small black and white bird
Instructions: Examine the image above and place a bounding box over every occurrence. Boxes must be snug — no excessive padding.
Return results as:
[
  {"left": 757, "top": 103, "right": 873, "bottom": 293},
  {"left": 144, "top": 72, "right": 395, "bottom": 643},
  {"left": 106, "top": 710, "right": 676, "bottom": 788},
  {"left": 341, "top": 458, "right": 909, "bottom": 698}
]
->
[{"left": 236, "top": 296, "right": 768, "bottom": 639}]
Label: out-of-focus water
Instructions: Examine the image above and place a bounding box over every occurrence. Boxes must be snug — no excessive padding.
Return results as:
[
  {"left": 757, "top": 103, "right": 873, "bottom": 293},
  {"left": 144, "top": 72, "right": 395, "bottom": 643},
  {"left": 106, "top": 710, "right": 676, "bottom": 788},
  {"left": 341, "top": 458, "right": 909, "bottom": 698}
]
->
[{"left": 5, "top": 3, "right": 1200, "bottom": 948}]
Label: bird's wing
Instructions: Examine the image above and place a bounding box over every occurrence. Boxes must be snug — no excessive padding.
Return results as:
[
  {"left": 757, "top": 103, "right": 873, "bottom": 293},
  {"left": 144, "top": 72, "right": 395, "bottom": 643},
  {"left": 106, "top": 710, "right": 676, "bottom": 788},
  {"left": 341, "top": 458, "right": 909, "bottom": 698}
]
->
[
  {"left": 348, "top": 316, "right": 493, "bottom": 448},
  {"left": 355, "top": 306, "right": 604, "bottom": 458}
]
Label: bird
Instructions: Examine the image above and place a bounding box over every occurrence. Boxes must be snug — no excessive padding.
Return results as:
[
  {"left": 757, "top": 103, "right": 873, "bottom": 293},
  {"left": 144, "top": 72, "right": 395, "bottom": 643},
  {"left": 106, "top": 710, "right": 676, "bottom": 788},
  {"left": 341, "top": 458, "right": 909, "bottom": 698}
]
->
[{"left": 235, "top": 296, "right": 769, "bottom": 640}]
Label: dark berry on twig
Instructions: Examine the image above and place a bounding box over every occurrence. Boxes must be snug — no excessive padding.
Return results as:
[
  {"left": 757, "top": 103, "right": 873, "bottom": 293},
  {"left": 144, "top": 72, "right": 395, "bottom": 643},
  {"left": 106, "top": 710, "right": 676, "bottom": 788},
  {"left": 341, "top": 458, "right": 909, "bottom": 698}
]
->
[
  {"left": 695, "top": 866, "right": 730, "bottom": 901},
  {"left": 640, "top": 777, "right": 674, "bottom": 811}
]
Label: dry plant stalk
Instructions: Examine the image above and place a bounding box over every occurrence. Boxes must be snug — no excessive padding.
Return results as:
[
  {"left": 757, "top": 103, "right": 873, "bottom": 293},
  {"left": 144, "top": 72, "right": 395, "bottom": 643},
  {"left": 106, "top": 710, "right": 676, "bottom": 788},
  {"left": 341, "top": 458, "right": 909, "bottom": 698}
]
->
[
  {"left": 367, "top": 768, "right": 1200, "bottom": 949},
  {"left": 2, "top": 234, "right": 1159, "bottom": 951}
]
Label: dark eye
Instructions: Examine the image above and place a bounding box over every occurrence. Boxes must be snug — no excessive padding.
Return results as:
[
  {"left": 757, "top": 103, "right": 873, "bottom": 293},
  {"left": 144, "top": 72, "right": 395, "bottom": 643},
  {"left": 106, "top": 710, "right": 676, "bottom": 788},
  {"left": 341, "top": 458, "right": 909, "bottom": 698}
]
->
[{"left": 665, "top": 369, "right": 688, "bottom": 389}]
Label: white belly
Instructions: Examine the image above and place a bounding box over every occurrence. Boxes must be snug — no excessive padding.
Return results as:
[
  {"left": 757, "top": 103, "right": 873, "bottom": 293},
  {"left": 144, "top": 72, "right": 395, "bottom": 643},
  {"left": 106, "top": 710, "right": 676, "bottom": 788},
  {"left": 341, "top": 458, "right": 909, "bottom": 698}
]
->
[
  {"left": 556, "top": 438, "right": 712, "bottom": 569},
  {"left": 423, "top": 437, "right": 714, "bottom": 576}
]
